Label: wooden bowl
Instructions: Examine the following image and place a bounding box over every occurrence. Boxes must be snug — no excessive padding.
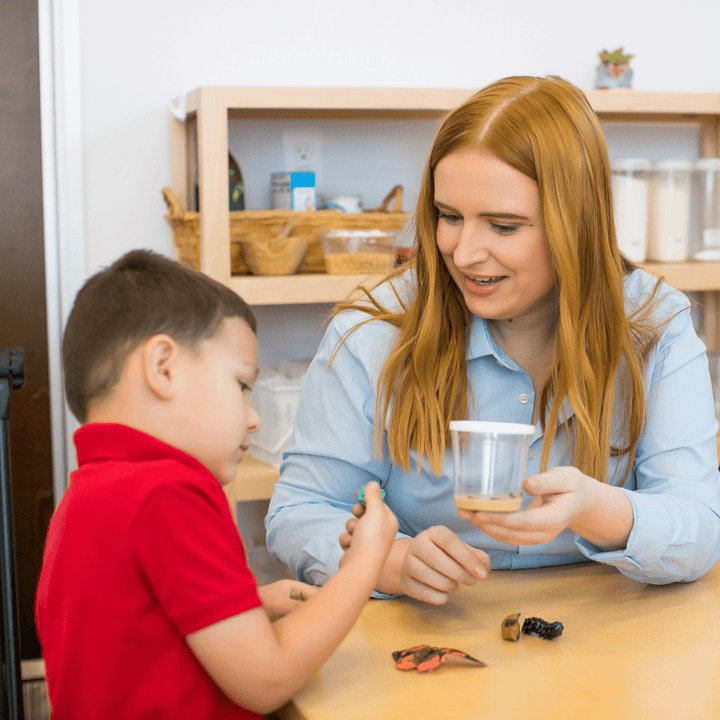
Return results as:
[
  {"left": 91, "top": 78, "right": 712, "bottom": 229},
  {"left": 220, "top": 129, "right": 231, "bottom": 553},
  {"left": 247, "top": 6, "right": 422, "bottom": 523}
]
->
[{"left": 241, "top": 236, "right": 309, "bottom": 276}]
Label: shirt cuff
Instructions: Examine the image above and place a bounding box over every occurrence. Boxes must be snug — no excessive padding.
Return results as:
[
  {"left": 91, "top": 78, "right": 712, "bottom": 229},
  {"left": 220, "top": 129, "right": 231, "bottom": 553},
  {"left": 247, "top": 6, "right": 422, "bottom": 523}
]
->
[
  {"left": 320, "top": 530, "right": 412, "bottom": 600},
  {"left": 574, "top": 487, "right": 666, "bottom": 575}
]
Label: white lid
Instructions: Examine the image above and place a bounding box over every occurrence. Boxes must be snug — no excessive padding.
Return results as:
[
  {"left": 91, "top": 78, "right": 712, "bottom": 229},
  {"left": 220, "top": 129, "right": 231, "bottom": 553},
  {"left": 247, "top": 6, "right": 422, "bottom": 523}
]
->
[
  {"left": 695, "top": 158, "right": 720, "bottom": 171},
  {"left": 449, "top": 420, "right": 535, "bottom": 435},
  {"left": 652, "top": 159, "right": 694, "bottom": 171},
  {"left": 611, "top": 158, "right": 652, "bottom": 171}
]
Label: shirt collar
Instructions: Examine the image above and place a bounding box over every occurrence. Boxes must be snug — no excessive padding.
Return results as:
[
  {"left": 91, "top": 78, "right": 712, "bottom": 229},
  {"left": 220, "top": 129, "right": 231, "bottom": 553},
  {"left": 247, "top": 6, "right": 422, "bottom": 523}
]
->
[
  {"left": 74, "top": 423, "right": 210, "bottom": 476},
  {"left": 466, "top": 315, "right": 520, "bottom": 369},
  {"left": 465, "top": 316, "right": 575, "bottom": 426}
]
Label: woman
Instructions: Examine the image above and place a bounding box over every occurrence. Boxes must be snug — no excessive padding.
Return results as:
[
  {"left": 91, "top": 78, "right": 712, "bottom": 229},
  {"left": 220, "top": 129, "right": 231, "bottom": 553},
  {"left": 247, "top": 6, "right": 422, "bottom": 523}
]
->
[{"left": 265, "top": 76, "right": 720, "bottom": 605}]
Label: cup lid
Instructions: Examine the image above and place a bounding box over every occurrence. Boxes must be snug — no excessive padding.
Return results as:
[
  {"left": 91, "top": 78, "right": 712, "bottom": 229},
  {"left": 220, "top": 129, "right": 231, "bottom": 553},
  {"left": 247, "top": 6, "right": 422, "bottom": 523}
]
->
[{"left": 449, "top": 420, "right": 535, "bottom": 435}]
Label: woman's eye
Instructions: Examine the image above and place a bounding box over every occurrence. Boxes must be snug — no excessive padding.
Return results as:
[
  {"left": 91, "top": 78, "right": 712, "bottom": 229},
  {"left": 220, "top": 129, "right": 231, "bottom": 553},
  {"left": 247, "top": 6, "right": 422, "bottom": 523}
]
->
[
  {"left": 437, "top": 211, "right": 462, "bottom": 225},
  {"left": 238, "top": 380, "right": 251, "bottom": 392},
  {"left": 491, "top": 223, "right": 519, "bottom": 236}
]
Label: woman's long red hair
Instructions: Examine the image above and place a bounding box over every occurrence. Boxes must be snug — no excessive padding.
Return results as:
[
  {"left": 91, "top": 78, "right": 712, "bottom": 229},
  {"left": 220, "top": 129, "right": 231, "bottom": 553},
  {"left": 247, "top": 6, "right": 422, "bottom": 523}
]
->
[{"left": 333, "top": 76, "right": 662, "bottom": 483}]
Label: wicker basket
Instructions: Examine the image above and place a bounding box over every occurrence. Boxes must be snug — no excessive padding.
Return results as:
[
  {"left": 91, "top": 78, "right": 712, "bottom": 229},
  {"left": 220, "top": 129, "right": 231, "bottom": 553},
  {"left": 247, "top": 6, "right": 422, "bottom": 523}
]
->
[{"left": 162, "top": 185, "right": 410, "bottom": 276}]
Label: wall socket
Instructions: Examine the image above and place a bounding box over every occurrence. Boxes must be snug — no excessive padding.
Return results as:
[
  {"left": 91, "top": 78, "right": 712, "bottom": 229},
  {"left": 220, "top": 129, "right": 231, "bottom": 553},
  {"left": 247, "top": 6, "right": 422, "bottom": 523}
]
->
[{"left": 282, "top": 129, "right": 323, "bottom": 179}]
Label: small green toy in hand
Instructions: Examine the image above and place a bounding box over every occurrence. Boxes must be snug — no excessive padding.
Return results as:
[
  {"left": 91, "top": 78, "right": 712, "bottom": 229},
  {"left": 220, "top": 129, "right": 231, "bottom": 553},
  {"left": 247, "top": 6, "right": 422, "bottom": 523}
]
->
[{"left": 357, "top": 484, "right": 386, "bottom": 506}]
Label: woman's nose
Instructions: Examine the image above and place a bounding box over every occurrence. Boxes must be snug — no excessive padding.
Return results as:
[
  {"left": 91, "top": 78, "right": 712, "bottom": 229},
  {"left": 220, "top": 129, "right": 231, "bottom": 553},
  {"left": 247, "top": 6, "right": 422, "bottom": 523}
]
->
[{"left": 453, "top": 224, "right": 491, "bottom": 268}]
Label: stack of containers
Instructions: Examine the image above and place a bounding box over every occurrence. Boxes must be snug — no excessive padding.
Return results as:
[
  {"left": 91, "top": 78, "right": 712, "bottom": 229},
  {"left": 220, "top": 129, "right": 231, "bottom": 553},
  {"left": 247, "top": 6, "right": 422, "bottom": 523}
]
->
[
  {"left": 611, "top": 159, "right": 651, "bottom": 263},
  {"left": 646, "top": 160, "right": 694, "bottom": 262},
  {"left": 611, "top": 158, "right": 720, "bottom": 263},
  {"left": 695, "top": 158, "right": 720, "bottom": 260}
]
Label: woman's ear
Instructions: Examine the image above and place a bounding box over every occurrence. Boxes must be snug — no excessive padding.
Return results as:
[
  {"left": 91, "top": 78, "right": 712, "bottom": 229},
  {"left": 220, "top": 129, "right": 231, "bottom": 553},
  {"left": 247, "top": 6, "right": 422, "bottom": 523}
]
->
[{"left": 141, "top": 334, "right": 180, "bottom": 400}]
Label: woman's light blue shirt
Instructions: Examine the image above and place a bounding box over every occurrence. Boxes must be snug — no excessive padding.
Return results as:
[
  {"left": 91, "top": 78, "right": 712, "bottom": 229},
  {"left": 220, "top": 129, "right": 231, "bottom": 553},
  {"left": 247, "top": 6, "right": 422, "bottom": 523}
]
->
[{"left": 266, "top": 269, "right": 720, "bottom": 592}]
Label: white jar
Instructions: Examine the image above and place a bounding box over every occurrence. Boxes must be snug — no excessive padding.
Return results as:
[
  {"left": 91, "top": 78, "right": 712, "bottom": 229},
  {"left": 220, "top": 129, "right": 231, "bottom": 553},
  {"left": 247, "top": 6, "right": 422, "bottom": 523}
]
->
[
  {"left": 611, "top": 159, "right": 651, "bottom": 263},
  {"left": 694, "top": 158, "right": 720, "bottom": 258},
  {"left": 646, "top": 160, "right": 693, "bottom": 262}
]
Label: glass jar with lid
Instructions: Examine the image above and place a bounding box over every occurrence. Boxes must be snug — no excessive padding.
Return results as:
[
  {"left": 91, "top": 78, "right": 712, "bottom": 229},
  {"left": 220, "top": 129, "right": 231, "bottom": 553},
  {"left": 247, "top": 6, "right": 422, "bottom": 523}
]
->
[
  {"left": 693, "top": 158, "right": 720, "bottom": 260},
  {"left": 611, "top": 159, "right": 652, "bottom": 263},
  {"left": 646, "top": 159, "right": 694, "bottom": 262}
]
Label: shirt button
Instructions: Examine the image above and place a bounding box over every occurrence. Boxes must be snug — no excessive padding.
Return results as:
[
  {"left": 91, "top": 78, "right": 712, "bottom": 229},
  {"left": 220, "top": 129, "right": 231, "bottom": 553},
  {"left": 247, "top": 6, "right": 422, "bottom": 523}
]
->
[
  {"left": 518, "top": 393, "right": 530, "bottom": 404},
  {"left": 528, "top": 448, "right": 535, "bottom": 459}
]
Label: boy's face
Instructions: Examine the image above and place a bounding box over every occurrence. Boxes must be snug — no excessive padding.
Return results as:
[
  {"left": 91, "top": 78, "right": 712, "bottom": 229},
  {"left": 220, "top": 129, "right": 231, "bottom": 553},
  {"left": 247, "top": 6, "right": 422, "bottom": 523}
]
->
[{"left": 173, "top": 317, "right": 260, "bottom": 485}]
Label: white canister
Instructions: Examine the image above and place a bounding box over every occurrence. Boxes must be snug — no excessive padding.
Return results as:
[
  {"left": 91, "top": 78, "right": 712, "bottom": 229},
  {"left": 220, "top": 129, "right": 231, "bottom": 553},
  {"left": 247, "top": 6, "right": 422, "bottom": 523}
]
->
[
  {"left": 323, "top": 195, "right": 363, "bottom": 213},
  {"left": 695, "top": 158, "right": 720, "bottom": 254},
  {"left": 646, "top": 160, "right": 693, "bottom": 262},
  {"left": 611, "top": 159, "right": 651, "bottom": 263}
]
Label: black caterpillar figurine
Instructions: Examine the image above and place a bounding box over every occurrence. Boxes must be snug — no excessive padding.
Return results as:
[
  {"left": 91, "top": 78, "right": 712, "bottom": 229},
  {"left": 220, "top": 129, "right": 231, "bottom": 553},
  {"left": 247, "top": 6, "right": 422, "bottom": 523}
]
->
[{"left": 521, "top": 616, "right": 563, "bottom": 640}]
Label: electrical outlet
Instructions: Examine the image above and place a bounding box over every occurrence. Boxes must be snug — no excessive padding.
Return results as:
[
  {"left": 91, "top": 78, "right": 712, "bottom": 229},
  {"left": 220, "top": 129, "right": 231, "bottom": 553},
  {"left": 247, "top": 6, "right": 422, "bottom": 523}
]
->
[{"left": 282, "top": 129, "right": 323, "bottom": 177}]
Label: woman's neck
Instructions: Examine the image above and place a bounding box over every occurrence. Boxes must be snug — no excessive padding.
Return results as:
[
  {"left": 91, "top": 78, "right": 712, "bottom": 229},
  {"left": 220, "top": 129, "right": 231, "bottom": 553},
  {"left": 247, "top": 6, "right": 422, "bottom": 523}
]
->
[{"left": 487, "top": 313, "right": 557, "bottom": 417}]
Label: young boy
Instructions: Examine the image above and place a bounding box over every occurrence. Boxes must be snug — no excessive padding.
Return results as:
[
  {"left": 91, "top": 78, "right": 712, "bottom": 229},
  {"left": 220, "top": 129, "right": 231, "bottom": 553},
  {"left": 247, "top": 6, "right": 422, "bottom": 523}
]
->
[{"left": 36, "top": 249, "right": 398, "bottom": 719}]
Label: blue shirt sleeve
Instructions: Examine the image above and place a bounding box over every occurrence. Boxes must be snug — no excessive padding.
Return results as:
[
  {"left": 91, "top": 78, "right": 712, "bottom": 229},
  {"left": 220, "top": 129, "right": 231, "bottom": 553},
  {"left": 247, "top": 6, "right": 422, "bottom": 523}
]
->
[
  {"left": 576, "top": 281, "right": 720, "bottom": 583},
  {"left": 265, "top": 308, "right": 411, "bottom": 593}
]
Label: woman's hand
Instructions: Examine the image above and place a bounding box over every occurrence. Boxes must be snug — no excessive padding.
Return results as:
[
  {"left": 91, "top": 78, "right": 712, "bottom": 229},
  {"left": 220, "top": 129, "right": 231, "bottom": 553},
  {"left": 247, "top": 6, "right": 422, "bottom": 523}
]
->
[
  {"left": 340, "top": 488, "right": 488, "bottom": 605},
  {"left": 343, "top": 524, "right": 489, "bottom": 605},
  {"left": 392, "top": 526, "right": 491, "bottom": 605},
  {"left": 257, "top": 579, "right": 319, "bottom": 621},
  {"left": 456, "top": 466, "right": 634, "bottom": 551}
]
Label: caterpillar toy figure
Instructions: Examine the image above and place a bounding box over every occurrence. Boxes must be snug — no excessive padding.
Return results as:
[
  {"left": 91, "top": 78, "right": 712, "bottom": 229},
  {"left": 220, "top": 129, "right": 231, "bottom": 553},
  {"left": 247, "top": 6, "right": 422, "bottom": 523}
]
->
[{"left": 521, "top": 616, "right": 563, "bottom": 640}]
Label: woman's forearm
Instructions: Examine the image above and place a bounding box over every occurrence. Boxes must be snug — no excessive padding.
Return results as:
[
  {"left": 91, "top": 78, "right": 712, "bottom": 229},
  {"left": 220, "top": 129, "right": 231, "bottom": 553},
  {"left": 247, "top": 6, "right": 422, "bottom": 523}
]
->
[{"left": 571, "top": 481, "right": 634, "bottom": 551}]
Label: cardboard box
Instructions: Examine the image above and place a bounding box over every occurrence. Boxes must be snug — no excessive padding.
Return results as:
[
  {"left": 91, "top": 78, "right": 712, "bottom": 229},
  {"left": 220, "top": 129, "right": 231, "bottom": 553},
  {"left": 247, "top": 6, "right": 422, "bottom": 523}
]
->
[{"left": 271, "top": 172, "right": 316, "bottom": 210}]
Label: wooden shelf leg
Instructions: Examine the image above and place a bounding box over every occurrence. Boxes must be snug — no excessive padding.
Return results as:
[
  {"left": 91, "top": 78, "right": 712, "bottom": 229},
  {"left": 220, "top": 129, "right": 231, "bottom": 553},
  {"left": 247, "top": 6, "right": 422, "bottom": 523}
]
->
[{"left": 197, "top": 89, "right": 232, "bottom": 283}]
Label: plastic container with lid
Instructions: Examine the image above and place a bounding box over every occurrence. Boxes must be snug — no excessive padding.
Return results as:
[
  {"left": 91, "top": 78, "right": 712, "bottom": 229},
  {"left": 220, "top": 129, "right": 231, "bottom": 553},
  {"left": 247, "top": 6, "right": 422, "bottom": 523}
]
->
[
  {"left": 693, "top": 158, "right": 720, "bottom": 260},
  {"left": 611, "top": 159, "right": 651, "bottom": 263},
  {"left": 646, "top": 159, "right": 693, "bottom": 262}
]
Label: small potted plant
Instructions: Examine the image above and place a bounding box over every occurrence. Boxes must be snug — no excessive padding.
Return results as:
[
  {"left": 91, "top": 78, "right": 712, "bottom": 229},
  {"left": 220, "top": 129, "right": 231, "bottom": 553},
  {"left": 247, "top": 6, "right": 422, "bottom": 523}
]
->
[{"left": 595, "top": 48, "right": 634, "bottom": 89}]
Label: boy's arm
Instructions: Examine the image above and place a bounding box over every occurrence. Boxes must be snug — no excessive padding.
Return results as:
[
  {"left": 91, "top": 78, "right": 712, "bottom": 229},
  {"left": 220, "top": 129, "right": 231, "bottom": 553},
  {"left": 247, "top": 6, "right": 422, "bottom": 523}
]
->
[{"left": 186, "top": 483, "right": 396, "bottom": 714}]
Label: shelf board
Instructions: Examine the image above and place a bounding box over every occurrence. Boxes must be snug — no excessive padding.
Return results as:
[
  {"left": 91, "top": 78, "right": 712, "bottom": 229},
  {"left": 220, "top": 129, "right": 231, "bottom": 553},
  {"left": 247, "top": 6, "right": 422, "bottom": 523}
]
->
[
  {"left": 586, "top": 89, "right": 720, "bottom": 116},
  {"left": 640, "top": 261, "right": 720, "bottom": 291},
  {"left": 224, "top": 454, "right": 280, "bottom": 508},
  {"left": 182, "top": 87, "right": 720, "bottom": 118},
  {"left": 224, "top": 262, "right": 720, "bottom": 306},
  {"left": 226, "top": 273, "right": 382, "bottom": 305}
]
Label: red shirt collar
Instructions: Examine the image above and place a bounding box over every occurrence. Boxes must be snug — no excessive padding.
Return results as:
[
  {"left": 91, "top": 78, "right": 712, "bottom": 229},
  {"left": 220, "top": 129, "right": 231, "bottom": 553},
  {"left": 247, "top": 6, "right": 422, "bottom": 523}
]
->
[{"left": 74, "top": 423, "right": 210, "bottom": 477}]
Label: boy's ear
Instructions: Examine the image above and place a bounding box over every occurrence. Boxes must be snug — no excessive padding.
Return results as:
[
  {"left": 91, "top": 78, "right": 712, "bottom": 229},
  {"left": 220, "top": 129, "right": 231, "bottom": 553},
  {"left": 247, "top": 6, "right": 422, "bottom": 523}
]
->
[{"left": 141, "top": 334, "right": 180, "bottom": 400}]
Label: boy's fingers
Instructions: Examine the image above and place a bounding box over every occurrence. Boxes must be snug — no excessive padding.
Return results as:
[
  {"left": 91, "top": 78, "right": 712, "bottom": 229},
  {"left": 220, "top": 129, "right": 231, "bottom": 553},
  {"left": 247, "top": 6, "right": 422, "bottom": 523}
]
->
[{"left": 360, "top": 481, "right": 382, "bottom": 506}]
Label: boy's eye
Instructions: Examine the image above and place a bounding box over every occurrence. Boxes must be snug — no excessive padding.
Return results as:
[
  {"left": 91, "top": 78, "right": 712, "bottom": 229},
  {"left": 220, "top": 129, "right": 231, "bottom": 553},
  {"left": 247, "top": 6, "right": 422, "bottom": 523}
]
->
[{"left": 238, "top": 380, "right": 251, "bottom": 392}]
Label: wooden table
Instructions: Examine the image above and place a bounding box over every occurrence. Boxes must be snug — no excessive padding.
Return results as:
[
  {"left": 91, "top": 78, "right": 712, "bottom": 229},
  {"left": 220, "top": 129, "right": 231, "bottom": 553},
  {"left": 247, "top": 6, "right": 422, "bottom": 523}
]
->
[{"left": 281, "top": 561, "right": 720, "bottom": 720}]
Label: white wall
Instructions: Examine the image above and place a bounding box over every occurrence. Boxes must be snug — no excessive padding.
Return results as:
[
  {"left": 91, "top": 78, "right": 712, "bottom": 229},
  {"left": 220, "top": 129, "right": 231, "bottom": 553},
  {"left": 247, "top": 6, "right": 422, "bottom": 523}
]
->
[{"left": 74, "top": 0, "right": 720, "bottom": 367}]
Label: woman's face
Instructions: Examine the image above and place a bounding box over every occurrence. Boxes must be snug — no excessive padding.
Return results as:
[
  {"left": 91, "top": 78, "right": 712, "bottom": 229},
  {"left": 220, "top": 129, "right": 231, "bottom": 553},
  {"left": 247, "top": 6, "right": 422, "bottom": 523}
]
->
[{"left": 434, "top": 147, "right": 556, "bottom": 328}]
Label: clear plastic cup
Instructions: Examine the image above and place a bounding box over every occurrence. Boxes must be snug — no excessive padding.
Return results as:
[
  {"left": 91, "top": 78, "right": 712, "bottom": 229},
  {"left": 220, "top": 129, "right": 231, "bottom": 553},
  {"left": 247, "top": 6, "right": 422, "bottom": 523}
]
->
[{"left": 450, "top": 421, "right": 535, "bottom": 512}]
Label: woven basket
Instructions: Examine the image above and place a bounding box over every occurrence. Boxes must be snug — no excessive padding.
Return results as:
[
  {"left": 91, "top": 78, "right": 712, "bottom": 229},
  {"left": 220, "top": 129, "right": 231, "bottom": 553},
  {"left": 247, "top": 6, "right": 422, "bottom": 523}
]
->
[{"left": 162, "top": 185, "right": 410, "bottom": 276}]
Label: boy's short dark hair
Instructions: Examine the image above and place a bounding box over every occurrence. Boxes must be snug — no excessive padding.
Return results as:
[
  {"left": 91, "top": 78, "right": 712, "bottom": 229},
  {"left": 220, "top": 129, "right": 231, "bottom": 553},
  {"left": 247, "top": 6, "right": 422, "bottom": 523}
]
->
[{"left": 63, "top": 249, "right": 257, "bottom": 423}]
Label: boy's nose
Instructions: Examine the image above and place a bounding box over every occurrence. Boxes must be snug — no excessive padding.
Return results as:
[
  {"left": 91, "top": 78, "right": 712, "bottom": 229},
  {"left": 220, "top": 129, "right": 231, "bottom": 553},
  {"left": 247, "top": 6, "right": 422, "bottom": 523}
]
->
[{"left": 247, "top": 405, "right": 260, "bottom": 433}]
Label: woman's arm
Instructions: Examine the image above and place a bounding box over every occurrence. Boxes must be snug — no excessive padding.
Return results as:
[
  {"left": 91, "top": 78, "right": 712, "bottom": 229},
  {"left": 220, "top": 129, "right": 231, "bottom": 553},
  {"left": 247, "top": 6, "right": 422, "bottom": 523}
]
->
[{"left": 459, "top": 291, "right": 720, "bottom": 583}]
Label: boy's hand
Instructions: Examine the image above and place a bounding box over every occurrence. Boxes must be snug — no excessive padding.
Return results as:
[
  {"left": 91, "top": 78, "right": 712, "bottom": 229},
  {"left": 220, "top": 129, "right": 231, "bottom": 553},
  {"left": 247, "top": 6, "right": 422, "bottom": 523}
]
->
[
  {"left": 339, "top": 482, "right": 397, "bottom": 569},
  {"left": 257, "top": 579, "right": 318, "bottom": 621}
]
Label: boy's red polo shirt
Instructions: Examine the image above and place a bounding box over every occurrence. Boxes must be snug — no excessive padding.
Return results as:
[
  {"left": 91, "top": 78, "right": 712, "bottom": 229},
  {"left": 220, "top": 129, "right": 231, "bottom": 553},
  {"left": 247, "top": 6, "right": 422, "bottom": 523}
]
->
[{"left": 36, "top": 423, "right": 263, "bottom": 719}]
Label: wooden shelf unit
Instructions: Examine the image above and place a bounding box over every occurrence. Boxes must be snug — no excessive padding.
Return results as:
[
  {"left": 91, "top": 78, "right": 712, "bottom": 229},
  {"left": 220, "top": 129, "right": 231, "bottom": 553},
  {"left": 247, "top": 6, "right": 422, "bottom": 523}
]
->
[
  {"left": 169, "top": 88, "right": 720, "bottom": 498},
  {"left": 169, "top": 87, "right": 720, "bottom": 297}
]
